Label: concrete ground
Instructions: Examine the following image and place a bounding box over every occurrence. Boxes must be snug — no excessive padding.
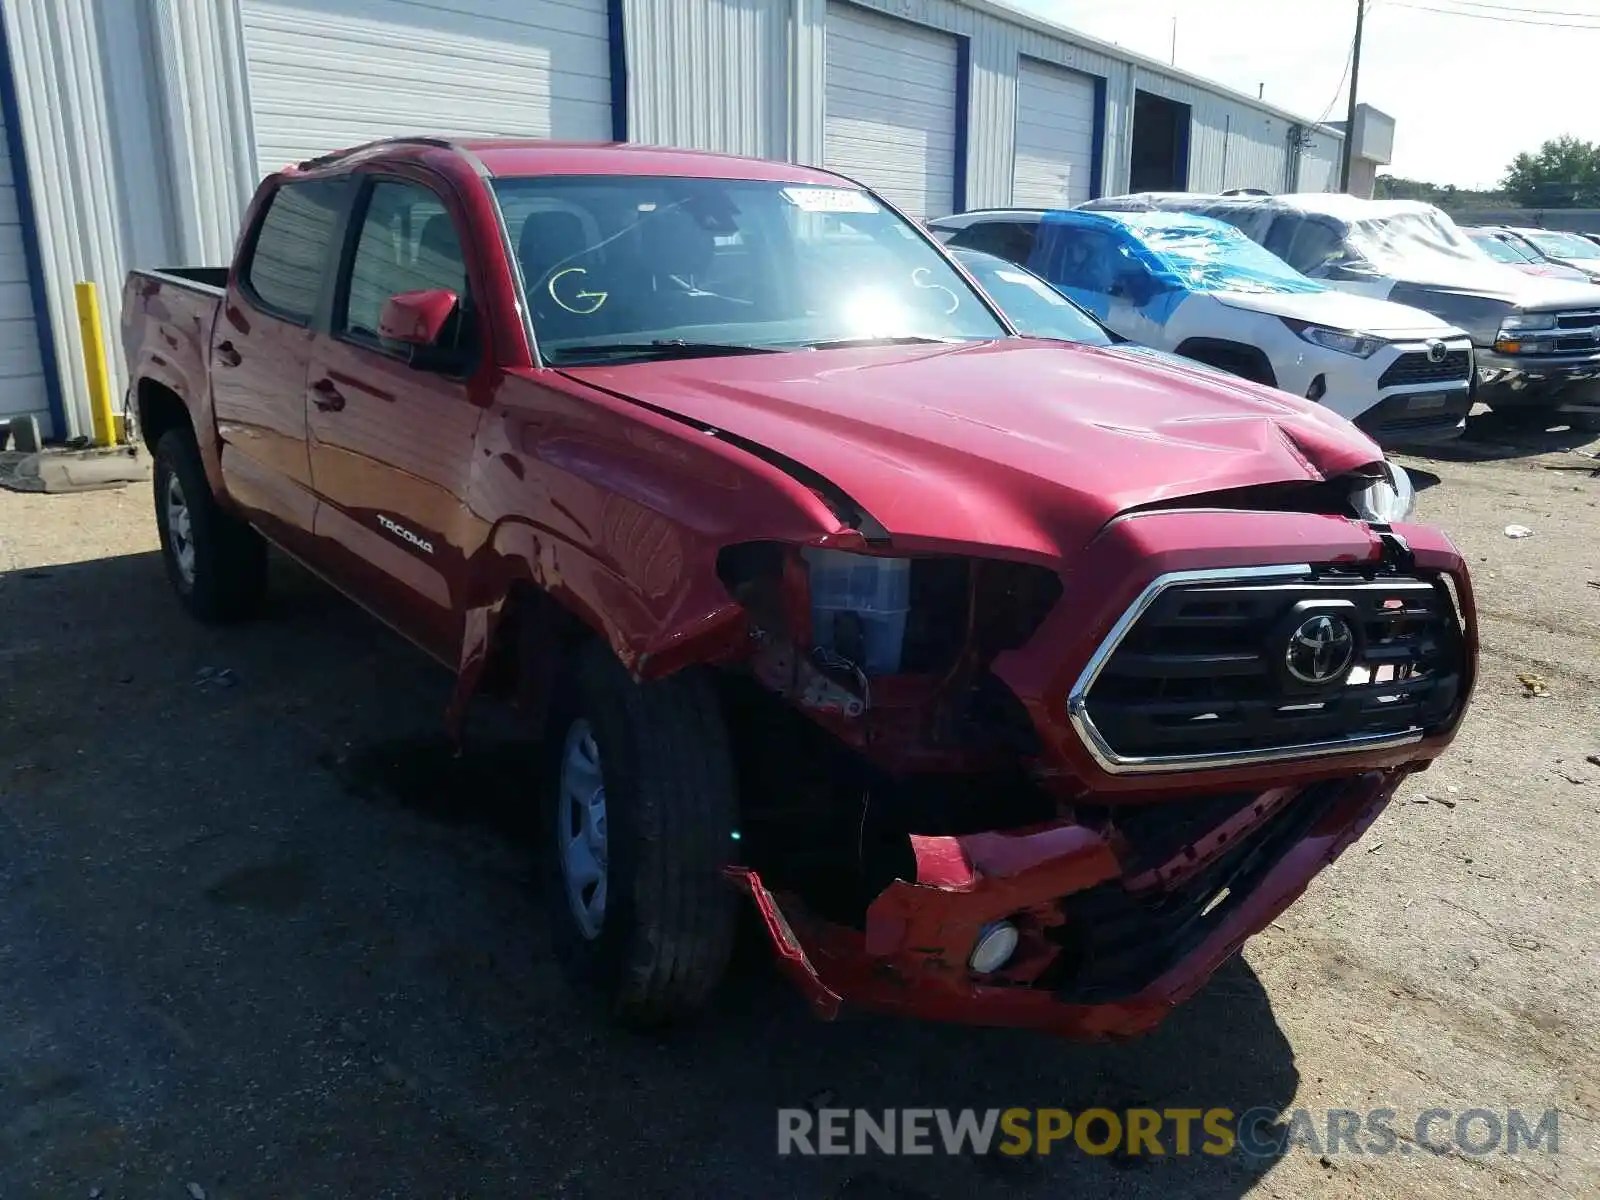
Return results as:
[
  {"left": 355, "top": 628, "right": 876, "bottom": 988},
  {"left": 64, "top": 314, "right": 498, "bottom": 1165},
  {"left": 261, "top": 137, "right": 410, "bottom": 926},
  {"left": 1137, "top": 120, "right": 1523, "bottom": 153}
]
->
[{"left": 0, "top": 413, "right": 1596, "bottom": 1199}]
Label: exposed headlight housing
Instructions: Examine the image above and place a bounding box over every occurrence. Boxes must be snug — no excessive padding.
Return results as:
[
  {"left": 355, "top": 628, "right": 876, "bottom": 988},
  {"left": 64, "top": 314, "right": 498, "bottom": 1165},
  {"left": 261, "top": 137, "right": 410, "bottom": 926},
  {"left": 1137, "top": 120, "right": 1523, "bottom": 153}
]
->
[
  {"left": 1500, "top": 311, "right": 1556, "bottom": 332},
  {"left": 1351, "top": 460, "right": 1416, "bottom": 525},
  {"left": 1281, "top": 318, "right": 1384, "bottom": 358}
]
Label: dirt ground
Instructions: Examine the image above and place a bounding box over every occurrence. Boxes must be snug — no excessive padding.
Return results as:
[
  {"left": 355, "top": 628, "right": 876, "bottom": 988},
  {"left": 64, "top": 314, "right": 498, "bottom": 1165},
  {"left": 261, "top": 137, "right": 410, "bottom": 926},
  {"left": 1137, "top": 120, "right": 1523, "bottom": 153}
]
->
[{"left": 1, "top": 412, "right": 1596, "bottom": 1200}]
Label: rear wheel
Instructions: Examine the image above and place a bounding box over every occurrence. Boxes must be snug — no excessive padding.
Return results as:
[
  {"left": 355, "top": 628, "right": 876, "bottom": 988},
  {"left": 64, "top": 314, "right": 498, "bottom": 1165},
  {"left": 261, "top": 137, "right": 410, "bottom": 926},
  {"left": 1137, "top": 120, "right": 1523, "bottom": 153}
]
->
[
  {"left": 543, "top": 641, "right": 739, "bottom": 1027},
  {"left": 153, "top": 428, "right": 266, "bottom": 622}
]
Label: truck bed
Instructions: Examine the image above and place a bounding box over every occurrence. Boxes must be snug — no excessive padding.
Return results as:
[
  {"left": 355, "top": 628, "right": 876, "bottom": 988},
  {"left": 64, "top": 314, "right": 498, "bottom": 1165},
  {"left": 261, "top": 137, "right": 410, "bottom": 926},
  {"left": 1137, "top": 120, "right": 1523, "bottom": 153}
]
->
[
  {"left": 121, "top": 267, "right": 227, "bottom": 449},
  {"left": 140, "top": 266, "right": 228, "bottom": 292}
]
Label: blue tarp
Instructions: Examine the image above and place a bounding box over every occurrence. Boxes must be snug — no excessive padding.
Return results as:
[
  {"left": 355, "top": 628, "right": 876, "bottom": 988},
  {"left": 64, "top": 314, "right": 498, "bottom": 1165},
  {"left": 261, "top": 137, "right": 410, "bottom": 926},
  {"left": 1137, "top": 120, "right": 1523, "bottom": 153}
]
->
[{"left": 1031, "top": 209, "right": 1326, "bottom": 298}]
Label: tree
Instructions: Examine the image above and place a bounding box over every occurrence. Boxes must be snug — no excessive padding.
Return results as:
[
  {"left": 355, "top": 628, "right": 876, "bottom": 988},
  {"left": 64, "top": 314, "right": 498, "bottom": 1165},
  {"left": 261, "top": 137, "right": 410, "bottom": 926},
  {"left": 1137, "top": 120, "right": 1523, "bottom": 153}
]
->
[
  {"left": 1374, "top": 175, "right": 1505, "bottom": 212},
  {"left": 1502, "top": 136, "right": 1600, "bottom": 208}
]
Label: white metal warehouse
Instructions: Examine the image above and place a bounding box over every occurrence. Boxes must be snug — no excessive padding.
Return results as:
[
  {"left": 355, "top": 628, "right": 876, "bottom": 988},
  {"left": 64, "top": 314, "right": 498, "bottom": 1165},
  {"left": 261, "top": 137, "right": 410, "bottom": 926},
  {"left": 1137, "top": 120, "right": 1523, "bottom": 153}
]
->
[{"left": 0, "top": 0, "right": 1347, "bottom": 440}]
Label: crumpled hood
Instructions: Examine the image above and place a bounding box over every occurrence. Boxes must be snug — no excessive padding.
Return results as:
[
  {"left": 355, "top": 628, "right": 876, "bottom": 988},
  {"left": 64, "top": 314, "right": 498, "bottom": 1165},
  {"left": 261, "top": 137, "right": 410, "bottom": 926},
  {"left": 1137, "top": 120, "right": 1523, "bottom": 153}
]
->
[
  {"left": 555, "top": 340, "right": 1383, "bottom": 560},
  {"left": 1213, "top": 288, "right": 1461, "bottom": 338}
]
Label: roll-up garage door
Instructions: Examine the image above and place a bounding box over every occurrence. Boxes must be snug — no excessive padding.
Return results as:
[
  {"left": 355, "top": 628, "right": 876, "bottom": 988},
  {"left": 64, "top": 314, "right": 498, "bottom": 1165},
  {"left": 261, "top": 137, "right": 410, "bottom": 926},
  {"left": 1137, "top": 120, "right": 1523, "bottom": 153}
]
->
[
  {"left": 823, "top": 3, "right": 959, "bottom": 218},
  {"left": 1012, "top": 59, "right": 1097, "bottom": 208},
  {"left": 240, "top": 0, "right": 614, "bottom": 171},
  {"left": 0, "top": 102, "right": 48, "bottom": 431}
]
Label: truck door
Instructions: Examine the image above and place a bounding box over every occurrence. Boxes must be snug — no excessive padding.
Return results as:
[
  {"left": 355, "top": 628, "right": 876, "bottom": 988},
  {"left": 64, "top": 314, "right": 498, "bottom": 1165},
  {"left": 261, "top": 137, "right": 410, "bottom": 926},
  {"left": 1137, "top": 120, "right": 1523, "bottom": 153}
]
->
[
  {"left": 212, "top": 177, "right": 350, "bottom": 550},
  {"left": 305, "top": 174, "right": 485, "bottom": 663}
]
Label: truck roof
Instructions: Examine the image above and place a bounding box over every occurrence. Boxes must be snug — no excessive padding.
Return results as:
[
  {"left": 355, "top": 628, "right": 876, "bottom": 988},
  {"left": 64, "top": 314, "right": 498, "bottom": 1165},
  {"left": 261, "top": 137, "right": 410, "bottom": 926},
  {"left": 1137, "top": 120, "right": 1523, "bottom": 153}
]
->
[{"left": 285, "top": 136, "right": 854, "bottom": 186}]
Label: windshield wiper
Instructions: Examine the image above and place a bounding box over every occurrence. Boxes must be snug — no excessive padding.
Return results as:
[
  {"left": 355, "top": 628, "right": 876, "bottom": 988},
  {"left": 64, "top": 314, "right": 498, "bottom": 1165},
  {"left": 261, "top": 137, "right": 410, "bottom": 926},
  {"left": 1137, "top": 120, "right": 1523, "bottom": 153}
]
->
[
  {"left": 547, "top": 339, "right": 784, "bottom": 363},
  {"left": 799, "top": 335, "right": 970, "bottom": 351}
]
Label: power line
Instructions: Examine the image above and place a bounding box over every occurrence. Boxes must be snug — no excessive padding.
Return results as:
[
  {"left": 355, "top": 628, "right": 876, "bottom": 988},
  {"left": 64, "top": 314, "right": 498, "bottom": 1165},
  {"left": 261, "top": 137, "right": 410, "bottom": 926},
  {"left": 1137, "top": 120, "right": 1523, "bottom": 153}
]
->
[
  {"left": 1311, "top": 36, "right": 1356, "bottom": 128},
  {"left": 1312, "top": 0, "right": 1379, "bottom": 129},
  {"left": 1387, "top": 1, "right": 1600, "bottom": 27},
  {"left": 1409, "top": 0, "right": 1600, "bottom": 17}
]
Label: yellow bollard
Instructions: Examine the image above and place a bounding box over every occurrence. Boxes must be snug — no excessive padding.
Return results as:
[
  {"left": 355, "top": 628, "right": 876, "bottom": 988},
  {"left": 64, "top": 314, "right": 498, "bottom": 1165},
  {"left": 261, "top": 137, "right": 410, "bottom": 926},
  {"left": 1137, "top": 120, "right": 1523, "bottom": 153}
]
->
[{"left": 74, "top": 281, "right": 118, "bottom": 446}]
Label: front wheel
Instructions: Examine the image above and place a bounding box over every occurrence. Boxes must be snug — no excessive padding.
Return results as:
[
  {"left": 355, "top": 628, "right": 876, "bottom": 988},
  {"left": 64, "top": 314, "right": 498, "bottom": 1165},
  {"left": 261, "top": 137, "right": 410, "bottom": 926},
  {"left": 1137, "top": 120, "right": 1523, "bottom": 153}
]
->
[
  {"left": 153, "top": 428, "right": 266, "bottom": 622},
  {"left": 544, "top": 641, "right": 739, "bottom": 1027}
]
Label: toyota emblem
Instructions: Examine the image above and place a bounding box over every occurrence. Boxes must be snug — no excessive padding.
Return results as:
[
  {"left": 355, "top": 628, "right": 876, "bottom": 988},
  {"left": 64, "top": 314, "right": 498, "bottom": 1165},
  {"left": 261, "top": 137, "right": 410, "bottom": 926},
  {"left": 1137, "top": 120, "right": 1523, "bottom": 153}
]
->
[
  {"left": 1285, "top": 614, "right": 1356, "bottom": 685},
  {"left": 1426, "top": 339, "right": 1448, "bottom": 364}
]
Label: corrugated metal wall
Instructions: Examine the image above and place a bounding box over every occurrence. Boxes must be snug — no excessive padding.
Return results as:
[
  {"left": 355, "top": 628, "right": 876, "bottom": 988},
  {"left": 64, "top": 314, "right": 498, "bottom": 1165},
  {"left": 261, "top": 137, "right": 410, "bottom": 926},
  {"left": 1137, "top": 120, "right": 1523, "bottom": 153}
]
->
[
  {"left": 0, "top": 30, "right": 49, "bottom": 428},
  {"left": 774, "top": 0, "right": 1132, "bottom": 208},
  {"left": 149, "top": 0, "right": 259, "bottom": 265},
  {"left": 1298, "top": 129, "right": 1342, "bottom": 194},
  {"left": 240, "top": 0, "right": 614, "bottom": 169},
  {"left": 623, "top": 0, "right": 789, "bottom": 158},
  {"left": 1129, "top": 66, "right": 1334, "bottom": 196},
  {"left": 0, "top": 0, "right": 176, "bottom": 439}
]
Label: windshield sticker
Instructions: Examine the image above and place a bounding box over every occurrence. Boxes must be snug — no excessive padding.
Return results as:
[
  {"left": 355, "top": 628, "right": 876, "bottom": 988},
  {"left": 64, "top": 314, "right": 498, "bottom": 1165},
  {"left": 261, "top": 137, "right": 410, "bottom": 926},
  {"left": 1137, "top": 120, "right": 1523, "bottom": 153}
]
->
[{"left": 782, "top": 187, "right": 880, "bottom": 214}]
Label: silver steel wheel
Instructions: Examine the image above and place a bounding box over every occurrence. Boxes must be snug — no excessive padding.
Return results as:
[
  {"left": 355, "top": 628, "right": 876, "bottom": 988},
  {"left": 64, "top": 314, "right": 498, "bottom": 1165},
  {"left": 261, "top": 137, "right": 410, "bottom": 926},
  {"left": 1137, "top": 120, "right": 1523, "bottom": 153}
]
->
[
  {"left": 164, "top": 472, "right": 196, "bottom": 586},
  {"left": 558, "top": 718, "right": 608, "bottom": 941}
]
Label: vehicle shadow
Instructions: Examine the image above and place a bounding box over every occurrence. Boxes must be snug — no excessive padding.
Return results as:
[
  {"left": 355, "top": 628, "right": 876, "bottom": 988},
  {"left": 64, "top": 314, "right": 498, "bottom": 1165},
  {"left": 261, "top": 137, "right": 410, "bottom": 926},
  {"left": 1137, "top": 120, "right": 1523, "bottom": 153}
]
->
[
  {"left": 1404, "top": 408, "right": 1599, "bottom": 464},
  {"left": 0, "top": 546, "right": 1301, "bottom": 1200}
]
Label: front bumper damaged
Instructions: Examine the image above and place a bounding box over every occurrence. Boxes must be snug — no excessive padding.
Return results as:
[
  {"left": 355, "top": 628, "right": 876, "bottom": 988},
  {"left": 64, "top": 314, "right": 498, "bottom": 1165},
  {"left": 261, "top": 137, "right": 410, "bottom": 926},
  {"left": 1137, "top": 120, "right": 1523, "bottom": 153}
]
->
[
  {"left": 728, "top": 508, "right": 1474, "bottom": 1037},
  {"left": 733, "top": 770, "right": 1404, "bottom": 1038}
]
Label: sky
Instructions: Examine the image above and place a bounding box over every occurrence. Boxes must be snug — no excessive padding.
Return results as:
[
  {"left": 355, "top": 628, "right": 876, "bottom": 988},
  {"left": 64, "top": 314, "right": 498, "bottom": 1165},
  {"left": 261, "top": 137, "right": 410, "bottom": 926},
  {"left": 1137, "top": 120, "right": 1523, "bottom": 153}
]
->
[{"left": 1010, "top": 0, "right": 1600, "bottom": 189}]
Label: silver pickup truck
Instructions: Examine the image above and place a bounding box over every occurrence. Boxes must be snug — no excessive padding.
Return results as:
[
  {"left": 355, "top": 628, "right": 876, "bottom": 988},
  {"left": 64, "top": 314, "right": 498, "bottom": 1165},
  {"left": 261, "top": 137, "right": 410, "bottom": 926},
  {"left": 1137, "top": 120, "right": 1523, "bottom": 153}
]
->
[{"left": 1085, "top": 192, "right": 1600, "bottom": 428}]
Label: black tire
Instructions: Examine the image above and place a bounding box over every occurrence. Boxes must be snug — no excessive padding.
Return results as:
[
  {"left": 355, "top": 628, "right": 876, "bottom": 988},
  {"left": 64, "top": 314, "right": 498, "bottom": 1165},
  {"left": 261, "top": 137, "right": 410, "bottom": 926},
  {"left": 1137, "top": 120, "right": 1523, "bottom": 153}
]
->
[
  {"left": 543, "top": 640, "right": 739, "bottom": 1027},
  {"left": 152, "top": 428, "right": 267, "bottom": 623}
]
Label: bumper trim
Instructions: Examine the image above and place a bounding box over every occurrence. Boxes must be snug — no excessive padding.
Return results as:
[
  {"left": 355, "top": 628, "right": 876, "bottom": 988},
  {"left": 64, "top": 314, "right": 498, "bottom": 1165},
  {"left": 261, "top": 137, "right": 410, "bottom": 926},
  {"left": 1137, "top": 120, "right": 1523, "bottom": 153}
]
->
[
  {"left": 735, "top": 772, "right": 1403, "bottom": 1038},
  {"left": 1066, "top": 563, "right": 1428, "bottom": 774}
]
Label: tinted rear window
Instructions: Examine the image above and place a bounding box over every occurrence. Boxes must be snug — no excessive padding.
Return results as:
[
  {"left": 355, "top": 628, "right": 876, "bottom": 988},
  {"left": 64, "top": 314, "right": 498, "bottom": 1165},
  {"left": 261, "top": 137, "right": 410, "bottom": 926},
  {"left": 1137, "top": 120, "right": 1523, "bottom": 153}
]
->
[
  {"left": 948, "top": 221, "right": 1038, "bottom": 264},
  {"left": 245, "top": 179, "right": 349, "bottom": 322}
]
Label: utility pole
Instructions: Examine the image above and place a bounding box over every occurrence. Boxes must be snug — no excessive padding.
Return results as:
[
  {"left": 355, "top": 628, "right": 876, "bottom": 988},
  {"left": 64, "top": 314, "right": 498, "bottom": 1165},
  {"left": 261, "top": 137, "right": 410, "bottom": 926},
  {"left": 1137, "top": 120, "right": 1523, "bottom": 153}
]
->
[
  {"left": 1170, "top": 16, "right": 1177, "bottom": 65},
  {"left": 1339, "top": 0, "right": 1366, "bottom": 193}
]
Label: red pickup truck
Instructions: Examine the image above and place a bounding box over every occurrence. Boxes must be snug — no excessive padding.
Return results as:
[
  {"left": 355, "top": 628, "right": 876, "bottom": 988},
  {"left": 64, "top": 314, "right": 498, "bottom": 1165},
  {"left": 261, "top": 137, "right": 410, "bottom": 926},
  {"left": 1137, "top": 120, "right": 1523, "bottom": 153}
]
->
[{"left": 122, "top": 137, "right": 1476, "bottom": 1036}]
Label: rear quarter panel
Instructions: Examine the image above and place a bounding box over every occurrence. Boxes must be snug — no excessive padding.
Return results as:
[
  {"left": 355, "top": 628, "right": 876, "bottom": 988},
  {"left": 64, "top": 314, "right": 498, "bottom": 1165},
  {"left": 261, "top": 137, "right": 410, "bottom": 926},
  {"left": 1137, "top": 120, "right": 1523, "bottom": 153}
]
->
[{"left": 122, "top": 271, "right": 225, "bottom": 495}]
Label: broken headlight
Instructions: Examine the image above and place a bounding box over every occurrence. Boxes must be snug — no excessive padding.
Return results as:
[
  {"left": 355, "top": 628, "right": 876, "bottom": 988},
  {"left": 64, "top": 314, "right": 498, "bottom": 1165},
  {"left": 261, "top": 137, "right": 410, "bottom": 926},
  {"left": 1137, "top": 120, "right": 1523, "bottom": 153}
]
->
[{"left": 1350, "top": 460, "right": 1416, "bottom": 525}]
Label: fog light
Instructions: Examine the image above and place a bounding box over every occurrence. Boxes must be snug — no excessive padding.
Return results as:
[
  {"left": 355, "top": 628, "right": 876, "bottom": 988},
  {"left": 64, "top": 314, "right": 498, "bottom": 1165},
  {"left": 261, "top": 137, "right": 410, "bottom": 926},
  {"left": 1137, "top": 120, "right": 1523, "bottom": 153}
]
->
[
  {"left": 968, "top": 921, "right": 1019, "bottom": 974},
  {"left": 1305, "top": 374, "right": 1327, "bottom": 402}
]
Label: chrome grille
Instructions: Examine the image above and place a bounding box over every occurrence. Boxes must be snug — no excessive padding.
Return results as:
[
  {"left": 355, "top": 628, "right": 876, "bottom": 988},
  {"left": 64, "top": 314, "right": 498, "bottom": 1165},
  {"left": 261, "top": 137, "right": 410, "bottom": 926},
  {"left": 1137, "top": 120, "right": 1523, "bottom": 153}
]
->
[{"left": 1070, "top": 567, "right": 1467, "bottom": 772}]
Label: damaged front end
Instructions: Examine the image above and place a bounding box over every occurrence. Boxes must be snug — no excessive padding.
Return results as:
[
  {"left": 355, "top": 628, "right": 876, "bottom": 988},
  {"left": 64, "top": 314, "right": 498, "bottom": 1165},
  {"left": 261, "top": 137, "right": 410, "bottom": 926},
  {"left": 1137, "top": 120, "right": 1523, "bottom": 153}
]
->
[{"left": 712, "top": 495, "right": 1475, "bottom": 1038}]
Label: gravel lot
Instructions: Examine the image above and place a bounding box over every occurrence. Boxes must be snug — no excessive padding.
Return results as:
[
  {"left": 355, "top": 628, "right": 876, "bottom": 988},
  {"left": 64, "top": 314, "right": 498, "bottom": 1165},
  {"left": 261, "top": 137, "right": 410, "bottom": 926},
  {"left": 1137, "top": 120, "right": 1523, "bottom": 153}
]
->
[{"left": 1, "top": 414, "right": 1596, "bottom": 1199}]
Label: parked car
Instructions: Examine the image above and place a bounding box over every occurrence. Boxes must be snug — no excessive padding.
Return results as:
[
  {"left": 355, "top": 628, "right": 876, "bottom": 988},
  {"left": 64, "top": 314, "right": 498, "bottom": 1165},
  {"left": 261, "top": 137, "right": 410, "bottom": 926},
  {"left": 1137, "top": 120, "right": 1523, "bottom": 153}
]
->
[
  {"left": 1494, "top": 226, "right": 1600, "bottom": 283},
  {"left": 122, "top": 137, "right": 1476, "bottom": 1038},
  {"left": 1460, "top": 226, "right": 1591, "bottom": 281},
  {"left": 946, "top": 246, "right": 1114, "bottom": 346},
  {"left": 931, "top": 207, "right": 1475, "bottom": 446},
  {"left": 950, "top": 246, "right": 1250, "bottom": 383},
  {"left": 1083, "top": 192, "right": 1600, "bottom": 424}
]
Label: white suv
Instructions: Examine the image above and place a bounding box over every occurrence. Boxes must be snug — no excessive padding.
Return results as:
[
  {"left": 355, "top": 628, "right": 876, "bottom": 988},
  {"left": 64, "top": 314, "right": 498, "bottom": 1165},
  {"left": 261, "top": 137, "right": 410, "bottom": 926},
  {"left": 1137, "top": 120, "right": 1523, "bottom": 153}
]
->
[{"left": 930, "top": 207, "right": 1475, "bottom": 446}]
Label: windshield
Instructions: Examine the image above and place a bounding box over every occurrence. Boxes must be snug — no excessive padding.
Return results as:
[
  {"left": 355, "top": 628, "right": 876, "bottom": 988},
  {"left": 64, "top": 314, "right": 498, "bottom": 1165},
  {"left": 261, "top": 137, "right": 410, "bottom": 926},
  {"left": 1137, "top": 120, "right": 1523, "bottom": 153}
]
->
[
  {"left": 490, "top": 176, "right": 1006, "bottom": 363},
  {"left": 1468, "top": 232, "right": 1533, "bottom": 264},
  {"left": 1522, "top": 229, "right": 1600, "bottom": 260},
  {"left": 1126, "top": 219, "right": 1325, "bottom": 295},
  {"left": 952, "top": 249, "right": 1111, "bottom": 345},
  {"left": 1341, "top": 209, "right": 1487, "bottom": 275}
]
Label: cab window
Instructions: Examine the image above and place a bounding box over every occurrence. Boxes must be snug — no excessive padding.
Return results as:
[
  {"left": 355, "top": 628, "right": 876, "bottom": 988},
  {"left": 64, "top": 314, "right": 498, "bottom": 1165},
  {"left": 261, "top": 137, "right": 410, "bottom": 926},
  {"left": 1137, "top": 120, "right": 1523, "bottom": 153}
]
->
[
  {"left": 338, "top": 180, "right": 472, "bottom": 352},
  {"left": 243, "top": 178, "right": 349, "bottom": 323}
]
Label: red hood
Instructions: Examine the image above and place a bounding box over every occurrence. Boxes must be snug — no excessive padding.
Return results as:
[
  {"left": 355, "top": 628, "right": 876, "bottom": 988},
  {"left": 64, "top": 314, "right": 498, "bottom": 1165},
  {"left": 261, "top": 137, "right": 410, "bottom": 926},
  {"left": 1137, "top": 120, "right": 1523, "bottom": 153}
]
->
[{"left": 554, "top": 340, "right": 1382, "bottom": 560}]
